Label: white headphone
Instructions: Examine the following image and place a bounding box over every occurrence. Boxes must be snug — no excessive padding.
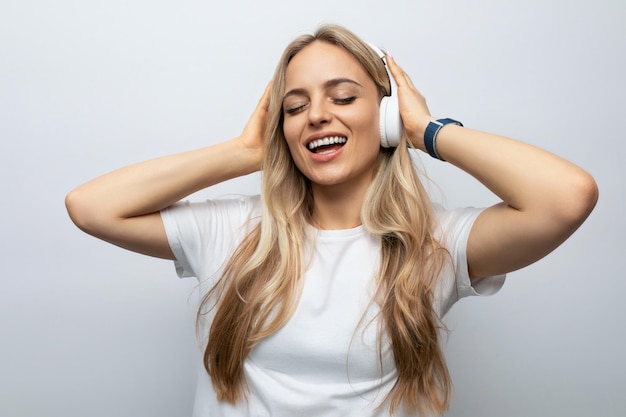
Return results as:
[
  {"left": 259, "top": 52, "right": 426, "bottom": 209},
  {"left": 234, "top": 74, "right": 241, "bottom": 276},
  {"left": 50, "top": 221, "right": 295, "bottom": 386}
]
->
[{"left": 367, "top": 43, "right": 403, "bottom": 148}]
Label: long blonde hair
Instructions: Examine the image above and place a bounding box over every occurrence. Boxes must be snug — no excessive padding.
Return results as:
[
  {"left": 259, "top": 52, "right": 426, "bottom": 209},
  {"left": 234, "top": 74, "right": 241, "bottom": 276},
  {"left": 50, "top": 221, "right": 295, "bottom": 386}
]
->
[{"left": 200, "top": 24, "right": 451, "bottom": 416}]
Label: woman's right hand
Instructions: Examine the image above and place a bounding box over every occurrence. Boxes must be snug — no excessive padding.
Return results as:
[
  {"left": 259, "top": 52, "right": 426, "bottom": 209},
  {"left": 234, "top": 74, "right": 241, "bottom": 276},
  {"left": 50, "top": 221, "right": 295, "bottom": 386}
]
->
[
  {"left": 237, "top": 82, "right": 272, "bottom": 172},
  {"left": 66, "top": 82, "right": 274, "bottom": 259}
]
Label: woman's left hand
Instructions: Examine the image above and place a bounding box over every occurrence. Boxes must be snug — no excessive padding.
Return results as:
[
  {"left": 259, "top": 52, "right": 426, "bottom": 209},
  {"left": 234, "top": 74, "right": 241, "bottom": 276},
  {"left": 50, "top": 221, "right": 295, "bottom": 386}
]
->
[
  {"left": 385, "top": 54, "right": 432, "bottom": 151},
  {"left": 384, "top": 55, "right": 598, "bottom": 279}
]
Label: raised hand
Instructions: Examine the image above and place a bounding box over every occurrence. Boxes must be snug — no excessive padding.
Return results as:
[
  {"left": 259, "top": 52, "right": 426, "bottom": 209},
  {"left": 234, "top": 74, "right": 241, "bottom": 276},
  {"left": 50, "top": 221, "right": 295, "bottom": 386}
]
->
[
  {"left": 385, "top": 54, "right": 432, "bottom": 152},
  {"left": 238, "top": 82, "right": 272, "bottom": 171}
]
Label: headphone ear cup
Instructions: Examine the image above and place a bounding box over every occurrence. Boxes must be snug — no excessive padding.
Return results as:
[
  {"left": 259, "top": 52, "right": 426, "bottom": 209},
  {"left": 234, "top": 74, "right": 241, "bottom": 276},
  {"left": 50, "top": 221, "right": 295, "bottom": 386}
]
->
[
  {"left": 367, "top": 42, "right": 403, "bottom": 148},
  {"left": 379, "top": 95, "right": 402, "bottom": 148}
]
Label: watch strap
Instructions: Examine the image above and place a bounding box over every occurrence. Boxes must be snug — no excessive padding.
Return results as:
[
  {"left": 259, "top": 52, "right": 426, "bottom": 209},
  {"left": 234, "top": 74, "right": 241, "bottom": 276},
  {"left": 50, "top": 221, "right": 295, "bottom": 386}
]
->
[{"left": 424, "top": 118, "right": 463, "bottom": 161}]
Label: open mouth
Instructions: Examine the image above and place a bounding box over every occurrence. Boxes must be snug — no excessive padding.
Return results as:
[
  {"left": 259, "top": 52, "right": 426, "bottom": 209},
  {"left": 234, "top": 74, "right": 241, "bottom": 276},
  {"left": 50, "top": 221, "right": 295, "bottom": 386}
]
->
[{"left": 307, "top": 136, "right": 347, "bottom": 154}]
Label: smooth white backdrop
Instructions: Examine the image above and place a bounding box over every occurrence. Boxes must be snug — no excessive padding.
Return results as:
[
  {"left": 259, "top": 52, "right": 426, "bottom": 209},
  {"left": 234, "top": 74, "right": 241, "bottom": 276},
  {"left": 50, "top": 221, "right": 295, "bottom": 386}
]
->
[{"left": 1, "top": 1, "right": 624, "bottom": 416}]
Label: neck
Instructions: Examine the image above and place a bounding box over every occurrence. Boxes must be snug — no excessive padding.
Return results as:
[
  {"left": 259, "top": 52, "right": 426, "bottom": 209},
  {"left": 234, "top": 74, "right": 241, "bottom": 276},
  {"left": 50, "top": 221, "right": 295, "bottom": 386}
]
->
[{"left": 310, "top": 179, "right": 371, "bottom": 230}]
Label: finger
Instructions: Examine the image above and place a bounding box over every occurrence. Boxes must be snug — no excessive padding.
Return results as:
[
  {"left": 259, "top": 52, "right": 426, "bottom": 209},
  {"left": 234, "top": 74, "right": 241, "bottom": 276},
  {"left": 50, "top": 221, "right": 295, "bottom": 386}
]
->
[
  {"left": 243, "top": 82, "right": 272, "bottom": 134},
  {"left": 246, "top": 82, "right": 272, "bottom": 130},
  {"left": 256, "top": 81, "right": 273, "bottom": 112},
  {"left": 385, "top": 54, "right": 408, "bottom": 86},
  {"left": 387, "top": 54, "right": 418, "bottom": 91}
]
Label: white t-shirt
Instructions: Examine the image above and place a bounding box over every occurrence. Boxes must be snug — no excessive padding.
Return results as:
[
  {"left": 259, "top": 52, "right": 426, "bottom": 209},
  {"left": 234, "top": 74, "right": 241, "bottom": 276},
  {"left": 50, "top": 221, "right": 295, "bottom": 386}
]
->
[{"left": 161, "top": 195, "right": 504, "bottom": 417}]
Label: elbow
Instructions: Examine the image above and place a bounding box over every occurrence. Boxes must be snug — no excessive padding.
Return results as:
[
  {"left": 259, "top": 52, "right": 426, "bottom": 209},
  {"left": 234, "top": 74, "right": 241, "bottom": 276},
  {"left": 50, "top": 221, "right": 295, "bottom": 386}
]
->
[
  {"left": 65, "top": 187, "right": 87, "bottom": 231},
  {"left": 573, "top": 170, "right": 598, "bottom": 219},
  {"left": 559, "top": 170, "right": 599, "bottom": 228},
  {"left": 65, "top": 187, "right": 101, "bottom": 235}
]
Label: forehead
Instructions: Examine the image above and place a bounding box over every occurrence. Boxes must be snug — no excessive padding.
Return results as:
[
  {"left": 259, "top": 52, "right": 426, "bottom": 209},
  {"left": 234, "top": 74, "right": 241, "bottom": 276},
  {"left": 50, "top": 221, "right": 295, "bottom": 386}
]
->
[{"left": 284, "top": 41, "right": 371, "bottom": 91}]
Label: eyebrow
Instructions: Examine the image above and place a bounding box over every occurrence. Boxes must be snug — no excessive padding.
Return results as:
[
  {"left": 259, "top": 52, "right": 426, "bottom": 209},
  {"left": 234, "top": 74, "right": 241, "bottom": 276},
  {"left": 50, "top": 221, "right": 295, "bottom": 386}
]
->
[{"left": 282, "top": 78, "right": 363, "bottom": 102}]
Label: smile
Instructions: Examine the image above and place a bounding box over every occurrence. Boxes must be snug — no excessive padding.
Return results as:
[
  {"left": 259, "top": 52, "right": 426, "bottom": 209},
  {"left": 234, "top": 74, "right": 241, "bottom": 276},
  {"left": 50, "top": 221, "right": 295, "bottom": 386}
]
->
[{"left": 307, "top": 136, "right": 347, "bottom": 153}]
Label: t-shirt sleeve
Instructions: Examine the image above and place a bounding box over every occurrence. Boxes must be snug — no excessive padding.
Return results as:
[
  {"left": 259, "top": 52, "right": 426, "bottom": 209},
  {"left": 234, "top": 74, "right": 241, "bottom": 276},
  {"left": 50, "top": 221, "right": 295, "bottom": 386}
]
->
[
  {"left": 434, "top": 205, "right": 506, "bottom": 316},
  {"left": 160, "top": 195, "right": 261, "bottom": 282}
]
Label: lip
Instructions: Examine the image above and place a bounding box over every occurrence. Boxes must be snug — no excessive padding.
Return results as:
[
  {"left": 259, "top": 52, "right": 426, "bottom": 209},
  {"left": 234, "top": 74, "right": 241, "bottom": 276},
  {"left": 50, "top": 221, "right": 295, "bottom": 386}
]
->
[
  {"left": 305, "top": 131, "right": 348, "bottom": 147},
  {"left": 304, "top": 131, "right": 348, "bottom": 163}
]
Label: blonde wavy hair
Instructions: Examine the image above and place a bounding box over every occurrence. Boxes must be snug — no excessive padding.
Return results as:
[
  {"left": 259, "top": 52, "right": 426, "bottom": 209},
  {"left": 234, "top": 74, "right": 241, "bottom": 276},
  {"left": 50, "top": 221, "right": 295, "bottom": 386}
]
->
[{"left": 200, "top": 24, "right": 451, "bottom": 416}]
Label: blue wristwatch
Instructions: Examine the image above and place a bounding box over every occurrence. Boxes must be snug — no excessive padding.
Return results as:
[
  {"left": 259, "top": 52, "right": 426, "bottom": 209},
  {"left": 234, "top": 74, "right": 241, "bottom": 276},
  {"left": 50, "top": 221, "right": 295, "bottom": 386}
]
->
[{"left": 424, "top": 118, "right": 463, "bottom": 161}]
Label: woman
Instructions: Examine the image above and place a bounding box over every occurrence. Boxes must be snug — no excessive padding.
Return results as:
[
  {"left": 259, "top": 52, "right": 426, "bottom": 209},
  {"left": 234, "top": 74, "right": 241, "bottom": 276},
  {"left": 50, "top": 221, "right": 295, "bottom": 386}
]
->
[{"left": 65, "top": 25, "right": 598, "bottom": 416}]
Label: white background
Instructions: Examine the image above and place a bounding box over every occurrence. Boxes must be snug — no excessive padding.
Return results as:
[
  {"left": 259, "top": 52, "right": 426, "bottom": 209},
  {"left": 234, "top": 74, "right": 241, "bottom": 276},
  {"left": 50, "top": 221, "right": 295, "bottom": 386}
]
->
[{"left": 1, "top": 0, "right": 624, "bottom": 416}]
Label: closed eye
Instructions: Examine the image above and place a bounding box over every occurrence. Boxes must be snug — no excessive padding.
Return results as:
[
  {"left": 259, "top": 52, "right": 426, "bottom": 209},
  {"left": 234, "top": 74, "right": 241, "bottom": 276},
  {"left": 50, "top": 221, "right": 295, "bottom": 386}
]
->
[
  {"left": 284, "top": 103, "right": 308, "bottom": 115},
  {"left": 333, "top": 96, "right": 356, "bottom": 105},
  {"left": 284, "top": 96, "right": 356, "bottom": 115}
]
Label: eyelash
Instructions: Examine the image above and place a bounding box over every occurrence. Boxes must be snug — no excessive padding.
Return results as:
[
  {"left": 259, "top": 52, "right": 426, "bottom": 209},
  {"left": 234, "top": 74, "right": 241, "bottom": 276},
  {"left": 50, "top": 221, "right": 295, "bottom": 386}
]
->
[
  {"left": 285, "top": 105, "right": 305, "bottom": 115},
  {"left": 284, "top": 96, "right": 356, "bottom": 115},
  {"left": 334, "top": 96, "right": 356, "bottom": 105}
]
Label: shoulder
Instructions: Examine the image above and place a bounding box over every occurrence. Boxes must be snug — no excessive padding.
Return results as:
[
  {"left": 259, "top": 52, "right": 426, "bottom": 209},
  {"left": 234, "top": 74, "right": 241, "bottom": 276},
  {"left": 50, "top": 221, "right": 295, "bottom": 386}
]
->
[
  {"left": 160, "top": 195, "right": 261, "bottom": 280},
  {"left": 431, "top": 203, "right": 506, "bottom": 315},
  {"left": 162, "top": 194, "right": 261, "bottom": 228},
  {"left": 431, "top": 203, "right": 484, "bottom": 247}
]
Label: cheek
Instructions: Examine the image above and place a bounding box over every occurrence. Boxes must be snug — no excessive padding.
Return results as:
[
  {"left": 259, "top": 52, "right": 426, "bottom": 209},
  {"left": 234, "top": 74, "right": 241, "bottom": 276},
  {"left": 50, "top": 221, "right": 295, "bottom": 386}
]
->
[
  {"left": 282, "top": 117, "right": 300, "bottom": 147},
  {"left": 350, "top": 104, "right": 381, "bottom": 145},
  {"left": 281, "top": 120, "right": 304, "bottom": 163}
]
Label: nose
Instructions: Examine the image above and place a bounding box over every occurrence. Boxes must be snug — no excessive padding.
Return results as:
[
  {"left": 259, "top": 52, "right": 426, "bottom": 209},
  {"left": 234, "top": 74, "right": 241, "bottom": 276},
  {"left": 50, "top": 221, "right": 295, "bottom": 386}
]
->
[{"left": 307, "top": 96, "right": 331, "bottom": 127}]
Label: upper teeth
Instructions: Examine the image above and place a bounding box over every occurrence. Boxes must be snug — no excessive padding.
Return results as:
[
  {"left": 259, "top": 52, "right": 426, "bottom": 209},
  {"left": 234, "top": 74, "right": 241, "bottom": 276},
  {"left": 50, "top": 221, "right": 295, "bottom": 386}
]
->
[{"left": 307, "top": 136, "right": 347, "bottom": 151}]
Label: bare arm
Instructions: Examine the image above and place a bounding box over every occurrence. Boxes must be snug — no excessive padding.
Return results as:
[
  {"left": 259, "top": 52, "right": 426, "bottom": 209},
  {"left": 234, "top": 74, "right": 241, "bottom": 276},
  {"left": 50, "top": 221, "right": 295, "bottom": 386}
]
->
[
  {"left": 387, "top": 56, "right": 598, "bottom": 278},
  {"left": 65, "top": 83, "right": 271, "bottom": 259}
]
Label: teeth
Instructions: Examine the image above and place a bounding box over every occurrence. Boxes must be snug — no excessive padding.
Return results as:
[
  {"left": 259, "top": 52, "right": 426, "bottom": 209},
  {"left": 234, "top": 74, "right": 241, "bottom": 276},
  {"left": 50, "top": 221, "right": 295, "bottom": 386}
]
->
[{"left": 307, "top": 136, "right": 347, "bottom": 151}]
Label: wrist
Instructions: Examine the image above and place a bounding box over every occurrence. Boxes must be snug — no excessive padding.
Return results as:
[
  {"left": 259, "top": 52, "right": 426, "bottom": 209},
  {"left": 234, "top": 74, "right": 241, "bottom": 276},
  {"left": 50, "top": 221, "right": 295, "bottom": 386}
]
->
[
  {"left": 423, "top": 118, "right": 464, "bottom": 161},
  {"left": 407, "top": 115, "right": 433, "bottom": 151},
  {"left": 228, "top": 137, "right": 263, "bottom": 174}
]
